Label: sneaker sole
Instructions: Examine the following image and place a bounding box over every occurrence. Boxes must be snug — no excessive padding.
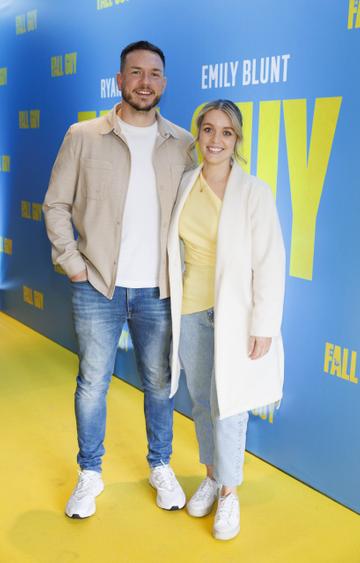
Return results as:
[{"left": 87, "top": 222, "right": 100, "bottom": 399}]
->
[
  {"left": 187, "top": 503, "right": 215, "bottom": 517},
  {"left": 66, "top": 511, "right": 94, "bottom": 519},
  {"left": 213, "top": 524, "right": 240, "bottom": 541},
  {"left": 156, "top": 502, "right": 185, "bottom": 510}
]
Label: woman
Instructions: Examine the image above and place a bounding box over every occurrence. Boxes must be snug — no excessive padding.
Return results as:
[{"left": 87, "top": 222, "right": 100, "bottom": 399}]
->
[{"left": 167, "top": 100, "right": 285, "bottom": 540}]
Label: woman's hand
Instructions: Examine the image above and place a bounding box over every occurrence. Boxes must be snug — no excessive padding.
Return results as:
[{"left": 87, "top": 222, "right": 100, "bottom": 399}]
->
[{"left": 248, "top": 336, "right": 272, "bottom": 360}]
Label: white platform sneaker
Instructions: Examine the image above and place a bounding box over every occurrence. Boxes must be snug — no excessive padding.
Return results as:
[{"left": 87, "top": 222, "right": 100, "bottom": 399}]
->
[
  {"left": 149, "top": 464, "right": 186, "bottom": 510},
  {"left": 213, "top": 492, "right": 240, "bottom": 540},
  {"left": 187, "top": 477, "right": 218, "bottom": 517},
  {"left": 65, "top": 470, "right": 104, "bottom": 519}
]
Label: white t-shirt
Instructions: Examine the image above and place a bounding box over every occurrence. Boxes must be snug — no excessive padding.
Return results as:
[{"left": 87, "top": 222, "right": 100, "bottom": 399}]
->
[{"left": 115, "top": 118, "right": 160, "bottom": 287}]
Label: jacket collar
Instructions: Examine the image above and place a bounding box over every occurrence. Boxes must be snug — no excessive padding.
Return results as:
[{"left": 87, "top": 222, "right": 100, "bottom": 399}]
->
[{"left": 98, "top": 102, "right": 180, "bottom": 139}]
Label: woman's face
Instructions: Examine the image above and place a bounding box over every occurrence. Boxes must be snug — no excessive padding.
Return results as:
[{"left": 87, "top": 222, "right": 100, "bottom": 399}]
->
[{"left": 198, "top": 109, "right": 237, "bottom": 166}]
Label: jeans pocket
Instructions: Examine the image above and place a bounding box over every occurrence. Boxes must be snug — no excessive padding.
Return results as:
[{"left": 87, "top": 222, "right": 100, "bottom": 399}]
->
[
  {"left": 71, "top": 280, "right": 89, "bottom": 286},
  {"left": 71, "top": 281, "right": 91, "bottom": 301}
]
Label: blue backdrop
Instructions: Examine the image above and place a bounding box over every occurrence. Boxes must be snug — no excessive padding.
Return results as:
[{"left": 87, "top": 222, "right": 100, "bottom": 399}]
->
[{"left": 1, "top": 0, "right": 359, "bottom": 513}]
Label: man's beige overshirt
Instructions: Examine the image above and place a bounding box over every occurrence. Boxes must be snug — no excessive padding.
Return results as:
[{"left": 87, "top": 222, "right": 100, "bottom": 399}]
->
[{"left": 43, "top": 103, "right": 194, "bottom": 299}]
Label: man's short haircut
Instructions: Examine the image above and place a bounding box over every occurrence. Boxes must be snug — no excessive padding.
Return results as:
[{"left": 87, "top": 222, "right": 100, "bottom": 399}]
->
[{"left": 120, "top": 41, "right": 166, "bottom": 72}]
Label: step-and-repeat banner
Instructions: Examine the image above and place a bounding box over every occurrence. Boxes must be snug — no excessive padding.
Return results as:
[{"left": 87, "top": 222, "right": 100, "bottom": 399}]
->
[{"left": 1, "top": 0, "right": 359, "bottom": 512}]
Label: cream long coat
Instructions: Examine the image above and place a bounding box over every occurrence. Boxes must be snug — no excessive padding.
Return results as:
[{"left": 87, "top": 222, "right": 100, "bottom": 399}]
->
[{"left": 167, "top": 163, "right": 286, "bottom": 419}]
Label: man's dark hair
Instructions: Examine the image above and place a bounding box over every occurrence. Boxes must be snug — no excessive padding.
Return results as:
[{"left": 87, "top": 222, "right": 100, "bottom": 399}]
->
[{"left": 120, "top": 41, "right": 165, "bottom": 72}]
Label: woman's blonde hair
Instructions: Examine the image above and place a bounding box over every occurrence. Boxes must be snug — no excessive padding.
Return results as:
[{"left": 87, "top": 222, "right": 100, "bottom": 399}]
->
[{"left": 191, "top": 99, "right": 244, "bottom": 161}]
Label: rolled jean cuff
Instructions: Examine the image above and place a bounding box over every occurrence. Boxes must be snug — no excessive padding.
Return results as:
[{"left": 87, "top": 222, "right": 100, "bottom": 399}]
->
[
  {"left": 213, "top": 471, "right": 244, "bottom": 488},
  {"left": 199, "top": 454, "right": 214, "bottom": 466},
  {"left": 80, "top": 466, "right": 102, "bottom": 474},
  {"left": 149, "top": 458, "right": 171, "bottom": 469}
]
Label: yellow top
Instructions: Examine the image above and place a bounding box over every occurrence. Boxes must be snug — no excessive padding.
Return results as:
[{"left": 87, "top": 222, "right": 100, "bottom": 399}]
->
[{"left": 179, "top": 173, "right": 222, "bottom": 314}]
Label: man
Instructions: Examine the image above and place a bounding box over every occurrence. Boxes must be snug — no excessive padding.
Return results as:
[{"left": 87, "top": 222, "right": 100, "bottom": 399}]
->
[{"left": 43, "top": 41, "right": 194, "bottom": 518}]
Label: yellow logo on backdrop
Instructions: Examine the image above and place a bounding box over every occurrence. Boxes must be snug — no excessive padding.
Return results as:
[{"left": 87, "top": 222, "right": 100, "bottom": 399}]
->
[
  {"left": 27, "top": 10, "right": 37, "bottom": 31},
  {"left": 32, "top": 203, "right": 42, "bottom": 221},
  {"left": 348, "top": 0, "right": 360, "bottom": 28},
  {"left": 191, "top": 96, "right": 341, "bottom": 281},
  {"left": 21, "top": 201, "right": 42, "bottom": 221},
  {"left": 118, "top": 328, "right": 130, "bottom": 351},
  {"left": 4, "top": 239, "right": 12, "bottom": 255},
  {"left": 19, "top": 111, "right": 29, "bottom": 129},
  {"left": 23, "top": 286, "right": 44, "bottom": 309},
  {"left": 51, "top": 53, "right": 77, "bottom": 77},
  {"left": 19, "top": 110, "right": 40, "bottom": 129},
  {"left": 0, "top": 156, "right": 10, "bottom": 172},
  {"left": 54, "top": 264, "right": 66, "bottom": 275},
  {"left": 33, "top": 291, "right": 44, "bottom": 309},
  {"left": 0, "top": 68, "right": 7, "bottom": 86},
  {"left": 23, "top": 286, "right": 33, "bottom": 305},
  {"left": 0, "top": 237, "right": 13, "bottom": 255},
  {"left": 16, "top": 10, "right": 37, "bottom": 34},
  {"left": 51, "top": 56, "right": 63, "bottom": 77},
  {"left": 251, "top": 404, "right": 276, "bottom": 424},
  {"left": 324, "top": 342, "right": 358, "bottom": 384},
  {"left": 15, "top": 14, "right": 26, "bottom": 34},
  {"left": 21, "top": 201, "right": 31, "bottom": 219},
  {"left": 77, "top": 110, "right": 110, "bottom": 122},
  {"left": 97, "top": 0, "right": 127, "bottom": 10},
  {"left": 30, "top": 110, "right": 40, "bottom": 128}
]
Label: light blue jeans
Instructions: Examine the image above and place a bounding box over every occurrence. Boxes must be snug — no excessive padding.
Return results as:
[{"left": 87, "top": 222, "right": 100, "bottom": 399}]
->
[
  {"left": 180, "top": 308, "right": 249, "bottom": 487},
  {"left": 71, "top": 283, "right": 173, "bottom": 472}
]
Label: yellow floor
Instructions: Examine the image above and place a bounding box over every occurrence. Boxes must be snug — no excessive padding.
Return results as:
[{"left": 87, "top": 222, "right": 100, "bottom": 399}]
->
[{"left": 1, "top": 312, "right": 359, "bottom": 563}]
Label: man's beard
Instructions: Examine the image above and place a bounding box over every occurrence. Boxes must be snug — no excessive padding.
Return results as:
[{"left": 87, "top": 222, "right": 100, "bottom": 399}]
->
[{"left": 121, "top": 88, "right": 161, "bottom": 112}]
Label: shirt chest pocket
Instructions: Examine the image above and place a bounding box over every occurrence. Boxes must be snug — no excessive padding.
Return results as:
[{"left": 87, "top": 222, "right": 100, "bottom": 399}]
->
[{"left": 80, "top": 158, "right": 113, "bottom": 200}]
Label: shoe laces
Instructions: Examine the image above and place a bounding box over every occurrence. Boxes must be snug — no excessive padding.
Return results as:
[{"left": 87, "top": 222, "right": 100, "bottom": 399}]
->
[
  {"left": 216, "top": 493, "right": 238, "bottom": 521},
  {"left": 152, "top": 464, "right": 177, "bottom": 491},
  {"left": 73, "top": 471, "right": 99, "bottom": 499},
  {"left": 193, "top": 478, "right": 217, "bottom": 501}
]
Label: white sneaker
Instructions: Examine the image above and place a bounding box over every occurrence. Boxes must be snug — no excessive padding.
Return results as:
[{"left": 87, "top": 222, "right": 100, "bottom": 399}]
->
[
  {"left": 213, "top": 492, "right": 240, "bottom": 540},
  {"left": 149, "top": 464, "right": 186, "bottom": 510},
  {"left": 65, "top": 470, "right": 104, "bottom": 519},
  {"left": 187, "top": 477, "right": 218, "bottom": 517}
]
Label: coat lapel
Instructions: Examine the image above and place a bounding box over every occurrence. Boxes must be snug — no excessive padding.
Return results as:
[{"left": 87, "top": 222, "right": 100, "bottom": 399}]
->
[
  {"left": 168, "top": 165, "right": 202, "bottom": 253},
  {"left": 216, "top": 163, "right": 247, "bottom": 270}
]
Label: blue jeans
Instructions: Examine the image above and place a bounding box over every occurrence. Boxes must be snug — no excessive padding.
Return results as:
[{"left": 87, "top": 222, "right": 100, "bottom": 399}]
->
[
  {"left": 71, "top": 283, "right": 173, "bottom": 472},
  {"left": 180, "top": 308, "right": 249, "bottom": 487}
]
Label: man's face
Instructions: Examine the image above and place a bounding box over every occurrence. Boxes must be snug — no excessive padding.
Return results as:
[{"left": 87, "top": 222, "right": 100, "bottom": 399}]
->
[{"left": 117, "top": 49, "right": 166, "bottom": 112}]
